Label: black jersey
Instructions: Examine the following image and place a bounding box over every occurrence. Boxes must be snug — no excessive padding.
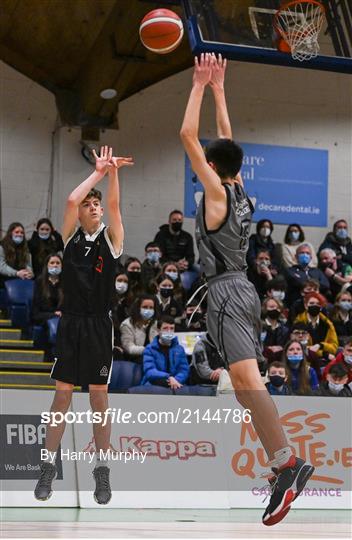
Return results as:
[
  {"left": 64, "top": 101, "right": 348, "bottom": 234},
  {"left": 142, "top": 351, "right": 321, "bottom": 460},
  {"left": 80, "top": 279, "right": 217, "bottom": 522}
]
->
[
  {"left": 195, "top": 183, "right": 254, "bottom": 279},
  {"left": 62, "top": 223, "right": 120, "bottom": 316}
]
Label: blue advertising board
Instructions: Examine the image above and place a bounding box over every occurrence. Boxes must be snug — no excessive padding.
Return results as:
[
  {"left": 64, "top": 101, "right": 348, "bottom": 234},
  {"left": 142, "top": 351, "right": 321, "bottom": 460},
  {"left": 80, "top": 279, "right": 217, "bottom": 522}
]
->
[{"left": 184, "top": 142, "right": 328, "bottom": 226}]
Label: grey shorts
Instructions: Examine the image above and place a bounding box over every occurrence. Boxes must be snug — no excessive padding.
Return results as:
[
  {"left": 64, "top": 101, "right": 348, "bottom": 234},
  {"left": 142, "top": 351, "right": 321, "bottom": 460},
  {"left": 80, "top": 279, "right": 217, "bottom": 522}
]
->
[{"left": 207, "top": 271, "right": 264, "bottom": 366}]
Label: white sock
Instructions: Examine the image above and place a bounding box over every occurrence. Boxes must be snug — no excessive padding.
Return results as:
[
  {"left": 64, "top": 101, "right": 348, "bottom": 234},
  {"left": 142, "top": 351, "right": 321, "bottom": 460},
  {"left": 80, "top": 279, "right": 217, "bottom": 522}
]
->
[
  {"left": 274, "top": 447, "right": 295, "bottom": 469},
  {"left": 42, "top": 451, "right": 57, "bottom": 465},
  {"left": 95, "top": 450, "right": 111, "bottom": 468}
]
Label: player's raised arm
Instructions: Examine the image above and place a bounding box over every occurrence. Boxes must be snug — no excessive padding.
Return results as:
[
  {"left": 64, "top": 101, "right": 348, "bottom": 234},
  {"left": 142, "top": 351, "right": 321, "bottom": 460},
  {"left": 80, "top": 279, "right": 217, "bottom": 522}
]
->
[
  {"left": 180, "top": 53, "right": 224, "bottom": 200},
  {"left": 106, "top": 155, "right": 134, "bottom": 256},
  {"left": 209, "top": 53, "right": 232, "bottom": 139},
  {"left": 61, "top": 146, "right": 112, "bottom": 243}
]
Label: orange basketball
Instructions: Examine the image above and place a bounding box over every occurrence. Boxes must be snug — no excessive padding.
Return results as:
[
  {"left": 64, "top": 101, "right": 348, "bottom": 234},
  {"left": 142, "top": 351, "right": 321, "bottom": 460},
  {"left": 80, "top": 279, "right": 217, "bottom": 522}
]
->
[
  {"left": 277, "top": 37, "right": 291, "bottom": 54},
  {"left": 139, "top": 9, "right": 184, "bottom": 54}
]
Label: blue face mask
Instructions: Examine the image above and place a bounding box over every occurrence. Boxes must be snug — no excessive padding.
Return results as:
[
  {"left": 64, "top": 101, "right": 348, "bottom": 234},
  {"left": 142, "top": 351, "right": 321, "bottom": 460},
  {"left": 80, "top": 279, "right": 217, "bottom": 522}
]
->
[
  {"left": 12, "top": 235, "right": 24, "bottom": 245},
  {"left": 39, "top": 232, "right": 51, "bottom": 240},
  {"left": 159, "top": 332, "right": 175, "bottom": 346},
  {"left": 165, "top": 271, "right": 178, "bottom": 282},
  {"left": 290, "top": 231, "right": 300, "bottom": 242},
  {"left": 140, "top": 308, "right": 154, "bottom": 321},
  {"left": 336, "top": 228, "right": 348, "bottom": 240},
  {"left": 287, "top": 354, "right": 303, "bottom": 368},
  {"left": 339, "top": 301, "right": 352, "bottom": 312},
  {"left": 297, "top": 253, "right": 311, "bottom": 266},
  {"left": 48, "top": 267, "right": 61, "bottom": 276},
  {"left": 146, "top": 251, "right": 161, "bottom": 263}
]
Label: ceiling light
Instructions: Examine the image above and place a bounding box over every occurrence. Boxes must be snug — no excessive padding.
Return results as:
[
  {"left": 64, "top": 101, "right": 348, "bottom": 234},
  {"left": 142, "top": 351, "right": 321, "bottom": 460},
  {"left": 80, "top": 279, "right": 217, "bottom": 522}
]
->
[{"left": 100, "top": 88, "right": 117, "bottom": 99}]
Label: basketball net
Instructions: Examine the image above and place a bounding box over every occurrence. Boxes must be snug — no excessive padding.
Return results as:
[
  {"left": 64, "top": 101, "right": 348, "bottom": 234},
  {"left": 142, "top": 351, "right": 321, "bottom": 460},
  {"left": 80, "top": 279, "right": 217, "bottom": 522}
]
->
[{"left": 274, "top": 0, "right": 325, "bottom": 61}]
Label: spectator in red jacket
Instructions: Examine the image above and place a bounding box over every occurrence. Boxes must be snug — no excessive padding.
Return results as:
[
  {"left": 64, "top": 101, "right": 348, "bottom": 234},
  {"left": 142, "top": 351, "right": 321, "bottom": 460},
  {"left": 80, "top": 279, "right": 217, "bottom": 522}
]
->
[{"left": 323, "top": 339, "right": 352, "bottom": 383}]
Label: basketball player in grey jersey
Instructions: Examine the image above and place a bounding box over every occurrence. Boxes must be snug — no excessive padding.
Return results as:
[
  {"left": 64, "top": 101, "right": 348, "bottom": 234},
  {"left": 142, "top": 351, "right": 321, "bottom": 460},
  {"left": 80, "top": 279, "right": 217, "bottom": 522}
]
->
[{"left": 180, "top": 53, "right": 314, "bottom": 526}]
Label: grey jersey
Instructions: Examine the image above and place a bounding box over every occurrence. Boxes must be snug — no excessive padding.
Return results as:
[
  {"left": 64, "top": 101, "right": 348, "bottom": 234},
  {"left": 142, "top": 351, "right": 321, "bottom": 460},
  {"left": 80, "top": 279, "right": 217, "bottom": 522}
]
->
[{"left": 195, "top": 183, "right": 254, "bottom": 279}]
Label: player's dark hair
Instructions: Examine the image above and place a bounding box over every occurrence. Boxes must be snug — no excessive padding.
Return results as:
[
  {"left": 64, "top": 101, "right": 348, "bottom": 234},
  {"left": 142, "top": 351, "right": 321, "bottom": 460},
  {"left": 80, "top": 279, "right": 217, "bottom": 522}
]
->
[
  {"left": 169, "top": 210, "right": 183, "bottom": 219},
  {"left": 284, "top": 223, "right": 305, "bottom": 244},
  {"left": 328, "top": 363, "right": 348, "bottom": 378},
  {"left": 83, "top": 188, "right": 102, "bottom": 202},
  {"left": 38, "top": 253, "right": 64, "bottom": 306},
  {"left": 256, "top": 219, "right": 274, "bottom": 234},
  {"left": 157, "top": 315, "right": 175, "bottom": 329},
  {"left": 1, "top": 222, "right": 30, "bottom": 269},
  {"left": 205, "top": 138, "right": 243, "bottom": 180}
]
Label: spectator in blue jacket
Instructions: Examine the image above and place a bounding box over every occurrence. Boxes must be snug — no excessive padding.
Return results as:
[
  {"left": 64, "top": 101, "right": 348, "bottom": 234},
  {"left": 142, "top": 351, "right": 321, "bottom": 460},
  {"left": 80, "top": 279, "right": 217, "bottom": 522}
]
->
[
  {"left": 283, "top": 339, "right": 319, "bottom": 395},
  {"left": 141, "top": 315, "right": 190, "bottom": 389}
]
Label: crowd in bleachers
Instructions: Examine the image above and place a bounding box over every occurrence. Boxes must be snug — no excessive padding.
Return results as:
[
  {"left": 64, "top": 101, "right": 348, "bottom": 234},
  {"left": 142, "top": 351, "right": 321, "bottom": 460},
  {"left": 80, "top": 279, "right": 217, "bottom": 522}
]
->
[{"left": 1, "top": 210, "right": 352, "bottom": 397}]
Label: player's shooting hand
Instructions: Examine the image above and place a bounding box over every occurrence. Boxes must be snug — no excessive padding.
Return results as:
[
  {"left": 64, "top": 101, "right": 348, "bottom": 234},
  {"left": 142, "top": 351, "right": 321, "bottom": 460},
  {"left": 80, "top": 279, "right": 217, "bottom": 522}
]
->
[
  {"left": 108, "top": 156, "right": 134, "bottom": 170},
  {"left": 92, "top": 145, "right": 113, "bottom": 175},
  {"left": 209, "top": 53, "right": 227, "bottom": 90},
  {"left": 193, "top": 52, "right": 214, "bottom": 87}
]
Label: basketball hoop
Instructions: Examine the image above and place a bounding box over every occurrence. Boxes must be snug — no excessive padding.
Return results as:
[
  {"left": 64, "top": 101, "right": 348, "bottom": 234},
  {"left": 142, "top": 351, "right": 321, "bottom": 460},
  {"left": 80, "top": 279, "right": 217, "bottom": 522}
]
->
[{"left": 273, "top": 0, "right": 325, "bottom": 61}]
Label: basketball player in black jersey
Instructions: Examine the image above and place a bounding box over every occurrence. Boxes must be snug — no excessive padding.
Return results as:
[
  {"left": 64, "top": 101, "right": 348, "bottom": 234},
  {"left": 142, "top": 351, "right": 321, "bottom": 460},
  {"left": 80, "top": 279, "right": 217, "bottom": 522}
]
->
[
  {"left": 34, "top": 146, "right": 133, "bottom": 504},
  {"left": 180, "top": 54, "right": 314, "bottom": 526}
]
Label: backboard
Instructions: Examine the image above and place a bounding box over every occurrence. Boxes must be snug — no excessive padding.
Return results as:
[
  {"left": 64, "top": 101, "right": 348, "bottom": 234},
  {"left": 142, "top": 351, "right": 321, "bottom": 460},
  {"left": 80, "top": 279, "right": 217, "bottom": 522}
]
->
[{"left": 181, "top": 0, "right": 352, "bottom": 73}]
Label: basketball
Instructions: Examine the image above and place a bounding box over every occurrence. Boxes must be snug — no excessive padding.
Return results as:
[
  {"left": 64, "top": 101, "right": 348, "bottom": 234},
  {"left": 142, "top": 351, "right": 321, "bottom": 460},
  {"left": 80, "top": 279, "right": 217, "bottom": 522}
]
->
[{"left": 139, "top": 9, "right": 184, "bottom": 54}]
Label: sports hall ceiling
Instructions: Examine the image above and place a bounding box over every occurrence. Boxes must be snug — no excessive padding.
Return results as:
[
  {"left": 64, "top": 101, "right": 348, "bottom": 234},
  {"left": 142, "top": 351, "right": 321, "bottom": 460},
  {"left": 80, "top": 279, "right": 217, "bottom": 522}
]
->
[{"left": 0, "top": 0, "right": 192, "bottom": 131}]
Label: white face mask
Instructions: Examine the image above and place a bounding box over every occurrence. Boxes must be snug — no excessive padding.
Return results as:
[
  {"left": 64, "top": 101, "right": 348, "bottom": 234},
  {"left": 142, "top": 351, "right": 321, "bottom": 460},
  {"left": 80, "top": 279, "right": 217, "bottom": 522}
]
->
[
  {"left": 260, "top": 227, "right": 271, "bottom": 238},
  {"left": 328, "top": 381, "right": 344, "bottom": 394},
  {"left": 344, "top": 355, "right": 352, "bottom": 365},
  {"left": 272, "top": 290, "right": 285, "bottom": 301},
  {"left": 115, "top": 282, "right": 128, "bottom": 294}
]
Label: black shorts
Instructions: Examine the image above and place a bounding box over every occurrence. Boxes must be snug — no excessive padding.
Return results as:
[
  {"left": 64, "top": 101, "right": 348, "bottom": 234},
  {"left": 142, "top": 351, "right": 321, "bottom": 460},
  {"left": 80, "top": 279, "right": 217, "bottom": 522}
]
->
[
  {"left": 51, "top": 314, "right": 113, "bottom": 386},
  {"left": 207, "top": 271, "right": 265, "bottom": 366}
]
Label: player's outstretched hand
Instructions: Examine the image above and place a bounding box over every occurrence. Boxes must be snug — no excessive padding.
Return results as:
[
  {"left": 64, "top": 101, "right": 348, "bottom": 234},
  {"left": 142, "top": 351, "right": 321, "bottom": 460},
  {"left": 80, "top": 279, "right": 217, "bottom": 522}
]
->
[
  {"left": 92, "top": 145, "right": 113, "bottom": 175},
  {"left": 193, "top": 52, "right": 214, "bottom": 87},
  {"left": 209, "top": 53, "right": 227, "bottom": 90},
  {"left": 108, "top": 156, "right": 134, "bottom": 170}
]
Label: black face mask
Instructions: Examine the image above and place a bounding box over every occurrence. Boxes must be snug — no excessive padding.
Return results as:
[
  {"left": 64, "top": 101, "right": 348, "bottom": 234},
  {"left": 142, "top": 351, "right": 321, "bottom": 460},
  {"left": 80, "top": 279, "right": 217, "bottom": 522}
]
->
[
  {"left": 160, "top": 287, "right": 173, "bottom": 299},
  {"left": 128, "top": 271, "right": 141, "bottom": 282},
  {"left": 269, "top": 375, "right": 286, "bottom": 387},
  {"left": 267, "top": 309, "right": 281, "bottom": 320},
  {"left": 171, "top": 222, "right": 182, "bottom": 233},
  {"left": 320, "top": 261, "right": 332, "bottom": 269},
  {"left": 307, "top": 305, "right": 321, "bottom": 317}
]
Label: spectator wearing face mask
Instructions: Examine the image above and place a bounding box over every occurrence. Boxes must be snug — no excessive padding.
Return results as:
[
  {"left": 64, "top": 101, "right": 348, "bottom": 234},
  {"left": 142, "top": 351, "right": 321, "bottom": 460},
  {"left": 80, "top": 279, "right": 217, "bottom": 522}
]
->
[
  {"left": 154, "top": 210, "right": 195, "bottom": 272},
  {"left": 176, "top": 301, "right": 207, "bottom": 332},
  {"left": 190, "top": 333, "right": 226, "bottom": 385},
  {"left": 111, "top": 273, "right": 133, "bottom": 358},
  {"left": 141, "top": 242, "right": 162, "bottom": 292},
  {"left": 265, "top": 277, "right": 288, "bottom": 305},
  {"left": 283, "top": 340, "right": 319, "bottom": 395},
  {"left": 319, "top": 220, "right": 352, "bottom": 266},
  {"left": 154, "top": 274, "right": 184, "bottom": 318},
  {"left": 160, "top": 262, "right": 187, "bottom": 305},
  {"left": 280, "top": 223, "right": 317, "bottom": 269},
  {"left": 318, "top": 248, "right": 352, "bottom": 301},
  {"left": 330, "top": 291, "right": 352, "bottom": 344},
  {"left": 316, "top": 363, "right": 352, "bottom": 397},
  {"left": 286, "top": 244, "right": 329, "bottom": 304},
  {"left": 247, "top": 219, "right": 276, "bottom": 270},
  {"left": 0, "top": 222, "right": 33, "bottom": 286},
  {"left": 28, "top": 218, "right": 64, "bottom": 277},
  {"left": 261, "top": 298, "right": 290, "bottom": 364},
  {"left": 294, "top": 292, "right": 338, "bottom": 371},
  {"left": 288, "top": 279, "right": 321, "bottom": 323},
  {"left": 141, "top": 315, "right": 190, "bottom": 391},
  {"left": 120, "top": 294, "right": 158, "bottom": 363},
  {"left": 265, "top": 361, "right": 292, "bottom": 396},
  {"left": 124, "top": 257, "right": 144, "bottom": 298},
  {"left": 323, "top": 339, "right": 352, "bottom": 384},
  {"left": 247, "top": 249, "right": 278, "bottom": 300},
  {"left": 32, "top": 254, "right": 63, "bottom": 325}
]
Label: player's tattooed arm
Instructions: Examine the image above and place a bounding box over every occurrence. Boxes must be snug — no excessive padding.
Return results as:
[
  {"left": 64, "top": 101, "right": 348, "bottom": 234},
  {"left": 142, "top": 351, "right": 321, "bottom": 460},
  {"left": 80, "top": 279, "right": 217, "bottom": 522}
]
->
[
  {"left": 106, "top": 155, "right": 134, "bottom": 256},
  {"left": 180, "top": 53, "right": 225, "bottom": 202},
  {"left": 62, "top": 146, "right": 112, "bottom": 243}
]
